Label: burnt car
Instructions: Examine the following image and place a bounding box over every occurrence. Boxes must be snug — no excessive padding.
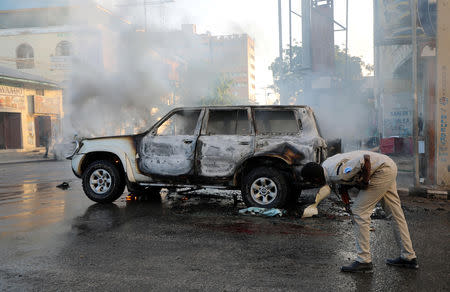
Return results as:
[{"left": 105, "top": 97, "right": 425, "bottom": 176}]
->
[{"left": 68, "top": 106, "right": 334, "bottom": 208}]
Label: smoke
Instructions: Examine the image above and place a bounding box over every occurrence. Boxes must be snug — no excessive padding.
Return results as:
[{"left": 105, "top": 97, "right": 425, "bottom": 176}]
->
[
  {"left": 62, "top": 1, "right": 221, "bottom": 138},
  {"left": 67, "top": 34, "right": 172, "bottom": 137}
]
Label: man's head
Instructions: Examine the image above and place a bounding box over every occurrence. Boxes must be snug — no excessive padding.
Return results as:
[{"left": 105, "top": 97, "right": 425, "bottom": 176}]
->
[{"left": 301, "top": 162, "right": 326, "bottom": 186}]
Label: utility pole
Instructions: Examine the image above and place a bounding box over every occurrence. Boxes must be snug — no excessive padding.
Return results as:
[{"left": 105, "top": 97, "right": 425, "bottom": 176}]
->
[
  {"left": 344, "top": 0, "right": 348, "bottom": 80},
  {"left": 278, "top": 0, "right": 283, "bottom": 59},
  {"left": 301, "top": 0, "right": 311, "bottom": 70},
  {"left": 289, "top": 0, "right": 292, "bottom": 69},
  {"left": 411, "top": 0, "right": 420, "bottom": 187}
]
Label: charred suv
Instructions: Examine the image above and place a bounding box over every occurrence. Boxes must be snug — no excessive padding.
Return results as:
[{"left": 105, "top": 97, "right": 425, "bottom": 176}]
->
[{"left": 69, "top": 106, "right": 335, "bottom": 208}]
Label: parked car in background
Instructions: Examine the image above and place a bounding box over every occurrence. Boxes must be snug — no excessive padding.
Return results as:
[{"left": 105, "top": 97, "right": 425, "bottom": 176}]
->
[{"left": 68, "top": 106, "right": 337, "bottom": 208}]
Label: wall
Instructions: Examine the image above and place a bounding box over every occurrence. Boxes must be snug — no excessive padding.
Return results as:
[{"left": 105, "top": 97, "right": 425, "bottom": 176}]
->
[
  {"left": 0, "top": 29, "right": 74, "bottom": 82},
  {"left": 0, "top": 83, "right": 63, "bottom": 150}
]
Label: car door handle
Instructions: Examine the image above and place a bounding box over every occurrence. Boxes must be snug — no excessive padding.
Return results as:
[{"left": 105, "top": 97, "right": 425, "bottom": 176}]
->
[
  {"left": 183, "top": 139, "right": 193, "bottom": 144},
  {"left": 238, "top": 141, "right": 250, "bottom": 145}
]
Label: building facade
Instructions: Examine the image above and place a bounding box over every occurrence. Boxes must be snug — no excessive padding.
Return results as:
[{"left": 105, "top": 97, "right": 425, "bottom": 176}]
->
[
  {"left": 148, "top": 24, "right": 256, "bottom": 104},
  {"left": 0, "top": 2, "right": 130, "bottom": 82},
  {"left": 203, "top": 32, "right": 256, "bottom": 103},
  {"left": 0, "top": 66, "right": 63, "bottom": 150}
]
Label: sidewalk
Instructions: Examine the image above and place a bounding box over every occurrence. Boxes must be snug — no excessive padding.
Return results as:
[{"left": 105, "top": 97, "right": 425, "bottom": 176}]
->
[{"left": 0, "top": 149, "right": 57, "bottom": 165}]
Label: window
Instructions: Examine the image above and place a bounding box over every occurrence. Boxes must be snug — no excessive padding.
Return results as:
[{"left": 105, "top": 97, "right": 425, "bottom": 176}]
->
[
  {"left": 254, "top": 110, "right": 299, "bottom": 134},
  {"left": 55, "top": 41, "right": 72, "bottom": 56},
  {"left": 16, "top": 43, "right": 34, "bottom": 69},
  {"left": 156, "top": 110, "right": 200, "bottom": 136},
  {"left": 206, "top": 109, "right": 250, "bottom": 135},
  {"left": 36, "top": 89, "right": 44, "bottom": 96}
]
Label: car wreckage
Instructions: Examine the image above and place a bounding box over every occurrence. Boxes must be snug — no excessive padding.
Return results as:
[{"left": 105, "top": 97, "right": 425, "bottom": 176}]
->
[{"left": 68, "top": 106, "right": 340, "bottom": 208}]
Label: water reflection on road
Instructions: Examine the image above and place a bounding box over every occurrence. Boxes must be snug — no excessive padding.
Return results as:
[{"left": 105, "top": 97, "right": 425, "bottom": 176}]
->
[{"left": 0, "top": 182, "right": 67, "bottom": 237}]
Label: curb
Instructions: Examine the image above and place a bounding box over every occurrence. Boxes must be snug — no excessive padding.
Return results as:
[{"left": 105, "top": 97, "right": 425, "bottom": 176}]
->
[
  {"left": 0, "top": 159, "right": 58, "bottom": 165},
  {"left": 397, "top": 188, "right": 409, "bottom": 197}
]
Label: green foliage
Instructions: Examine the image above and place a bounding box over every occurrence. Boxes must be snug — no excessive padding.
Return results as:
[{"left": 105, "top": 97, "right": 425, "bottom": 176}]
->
[
  {"left": 269, "top": 45, "right": 373, "bottom": 102},
  {"left": 269, "top": 45, "right": 306, "bottom": 102},
  {"left": 334, "top": 46, "right": 372, "bottom": 80},
  {"left": 200, "top": 75, "right": 239, "bottom": 106}
]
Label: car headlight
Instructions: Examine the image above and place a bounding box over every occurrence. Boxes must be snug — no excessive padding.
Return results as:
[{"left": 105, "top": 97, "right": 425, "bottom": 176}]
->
[{"left": 66, "top": 140, "right": 81, "bottom": 160}]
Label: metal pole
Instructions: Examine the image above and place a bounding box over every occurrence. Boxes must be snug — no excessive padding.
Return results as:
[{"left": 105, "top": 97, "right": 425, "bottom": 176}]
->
[
  {"left": 144, "top": 1, "right": 147, "bottom": 32},
  {"left": 278, "top": 0, "right": 283, "bottom": 59},
  {"left": 411, "top": 0, "right": 420, "bottom": 187},
  {"left": 289, "top": 0, "right": 293, "bottom": 69},
  {"left": 301, "top": 0, "right": 311, "bottom": 69},
  {"left": 345, "top": 0, "right": 348, "bottom": 80},
  {"left": 301, "top": 0, "right": 311, "bottom": 104}
]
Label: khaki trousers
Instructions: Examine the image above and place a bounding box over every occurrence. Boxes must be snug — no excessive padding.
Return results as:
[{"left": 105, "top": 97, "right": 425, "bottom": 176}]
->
[{"left": 352, "top": 161, "right": 416, "bottom": 263}]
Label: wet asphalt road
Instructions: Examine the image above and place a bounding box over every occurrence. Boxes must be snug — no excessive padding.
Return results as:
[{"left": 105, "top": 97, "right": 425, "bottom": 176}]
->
[{"left": 0, "top": 161, "right": 449, "bottom": 291}]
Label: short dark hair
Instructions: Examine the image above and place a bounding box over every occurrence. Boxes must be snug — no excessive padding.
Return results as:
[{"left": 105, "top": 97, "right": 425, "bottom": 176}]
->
[{"left": 301, "top": 162, "right": 326, "bottom": 185}]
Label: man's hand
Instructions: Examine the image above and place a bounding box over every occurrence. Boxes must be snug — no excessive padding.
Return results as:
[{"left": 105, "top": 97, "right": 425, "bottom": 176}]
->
[{"left": 301, "top": 185, "right": 331, "bottom": 218}]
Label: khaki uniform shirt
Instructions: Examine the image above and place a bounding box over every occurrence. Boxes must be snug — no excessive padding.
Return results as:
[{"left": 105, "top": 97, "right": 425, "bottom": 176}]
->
[
  {"left": 317, "top": 151, "right": 395, "bottom": 198},
  {"left": 323, "top": 150, "right": 394, "bottom": 186}
]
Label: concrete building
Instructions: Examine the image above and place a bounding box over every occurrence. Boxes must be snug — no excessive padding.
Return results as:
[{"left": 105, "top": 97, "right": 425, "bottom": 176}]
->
[
  {"left": 374, "top": 0, "right": 450, "bottom": 188},
  {"left": 0, "top": 1, "right": 130, "bottom": 82},
  {"left": 203, "top": 31, "right": 256, "bottom": 103},
  {"left": 148, "top": 24, "right": 256, "bottom": 104},
  {"left": 0, "top": 65, "right": 62, "bottom": 150}
]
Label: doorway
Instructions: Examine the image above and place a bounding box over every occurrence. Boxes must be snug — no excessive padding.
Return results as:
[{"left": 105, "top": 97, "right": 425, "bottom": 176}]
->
[
  {"left": 0, "top": 112, "right": 22, "bottom": 149},
  {"left": 35, "top": 116, "right": 51, "bottom": 147}
]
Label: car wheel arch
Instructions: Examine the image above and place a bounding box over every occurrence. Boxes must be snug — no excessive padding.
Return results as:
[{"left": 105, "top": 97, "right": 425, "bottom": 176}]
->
[
  {"left": 80, "top": 151, "right": 126, "bottom": 179},
  {"left": 233, "top": 155, "right": 293, "bottom": 187}
]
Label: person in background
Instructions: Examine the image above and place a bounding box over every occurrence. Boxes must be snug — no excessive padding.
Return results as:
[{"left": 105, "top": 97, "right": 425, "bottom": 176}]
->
[
  {"left": 42, "top": 128, "right": 51, "bottom": 158},
  {"left": 300, "top": 150, "right": 418, "bottom": 273}
]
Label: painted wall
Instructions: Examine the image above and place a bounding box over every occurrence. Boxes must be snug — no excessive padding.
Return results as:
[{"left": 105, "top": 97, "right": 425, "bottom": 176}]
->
[{"left": 0, "top": 83, "right": 63, "bottom": 150}]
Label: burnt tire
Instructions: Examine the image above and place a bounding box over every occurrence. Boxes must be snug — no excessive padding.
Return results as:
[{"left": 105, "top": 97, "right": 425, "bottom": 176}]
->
[
  {"left": 82, "top": 160, "right": 125, "bottom": 203},
  {"left": 241, "top": 167, "right": 289, "bottom": 208}
]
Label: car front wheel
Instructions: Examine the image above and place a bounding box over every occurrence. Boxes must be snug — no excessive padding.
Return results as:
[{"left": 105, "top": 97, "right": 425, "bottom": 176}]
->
[
  {"left": 241, "top": 167, "right": 289, "bottom": 208},
  {"left": 82, "top": 160, "right": 125, "bottom": 203}
]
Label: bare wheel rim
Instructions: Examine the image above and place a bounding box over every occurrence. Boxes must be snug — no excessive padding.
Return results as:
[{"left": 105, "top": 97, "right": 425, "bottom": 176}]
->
[
  {"left": 250, "top": 177, "right": 277, "bottom": 205},
  {"left": 89, "top": 168, "right": 112, "bottom": 195}
]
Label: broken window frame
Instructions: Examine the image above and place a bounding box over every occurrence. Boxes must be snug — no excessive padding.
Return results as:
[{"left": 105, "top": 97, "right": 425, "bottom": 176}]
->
[
  {"left": 203, "top": 108, "right": 252, "bottom": 136},
  {"left": 150, "top": 108, "right": 204, "bottom": 137},
  {"left": 201, "top": 107, "right": 253, "bottom": 136},
  {"left": 252, "top": 108, "right": 301, "bottom": 135},
  {"left": 16, "top": 43, "right": 35, "bottom": 69}
]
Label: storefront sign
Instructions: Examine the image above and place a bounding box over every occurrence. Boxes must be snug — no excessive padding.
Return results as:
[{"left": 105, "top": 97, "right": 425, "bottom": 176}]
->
[
  {"left": 0, "top": 85, "right": 25, "bottom": 110},
  {"left": 382, "top": 92, "right": 413, "bottom": 137},
  {"left": 34, "top": 95, "right": 60, "bottom": 115},
  {"left": 0, "top": 85, "right": 23, "bottom": 96}
]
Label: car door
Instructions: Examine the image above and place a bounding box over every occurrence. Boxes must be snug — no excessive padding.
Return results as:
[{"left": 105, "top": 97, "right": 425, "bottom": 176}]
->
[
  {"left": 253, "top": 108, "right": 309, "bottom": 165},
  {"left": 138, "top": 109, "right": 203, "bottom": 177},
  {"left": 196, "top": 108, "right": 254, "bottom": 178}
]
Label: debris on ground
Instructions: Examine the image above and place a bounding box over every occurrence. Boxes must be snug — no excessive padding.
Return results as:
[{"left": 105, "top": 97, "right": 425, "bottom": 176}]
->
[
  {"left": 371, "top": 205, "right": 387, "bottom": 219},
  {"left": 56, "top": 182, "right": 70, "bottom": 190},
  {"left": 239, "top": 207, "right": 286, "bottom": 217}
]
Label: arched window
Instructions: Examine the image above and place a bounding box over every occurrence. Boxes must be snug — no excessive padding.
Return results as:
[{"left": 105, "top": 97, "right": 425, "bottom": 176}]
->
[
  {"left": 16, "top": 43, "right": 35, "bottom": 69},
  {"left": 55, "top": 41, "right": 72, "bottom": 56}
]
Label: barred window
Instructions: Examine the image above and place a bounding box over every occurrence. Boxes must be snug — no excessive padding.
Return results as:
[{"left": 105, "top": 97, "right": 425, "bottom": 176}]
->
[{"left": 16, "top": 43, "right": 34, "bottom": 69}]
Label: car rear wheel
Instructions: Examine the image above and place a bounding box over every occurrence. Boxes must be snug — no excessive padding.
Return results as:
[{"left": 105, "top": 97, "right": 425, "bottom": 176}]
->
[
  {"left": 82, "top": 160, "right": 125, "bottom": 203},
  {"left": 241, "top": 167, "right": 289, "bottom": 208}
]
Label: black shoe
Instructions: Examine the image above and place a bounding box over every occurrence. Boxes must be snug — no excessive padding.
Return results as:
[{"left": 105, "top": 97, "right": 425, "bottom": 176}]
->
[
  {"left": 341, "top": 261, "right": 373, "bottom": 273},
  {"left": 386, "top": 257, "right": 419, "bottom": 269}
]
